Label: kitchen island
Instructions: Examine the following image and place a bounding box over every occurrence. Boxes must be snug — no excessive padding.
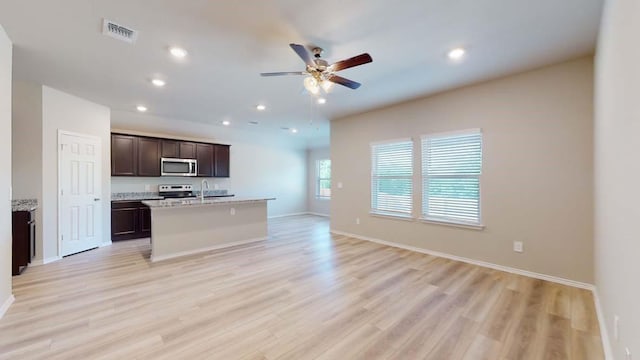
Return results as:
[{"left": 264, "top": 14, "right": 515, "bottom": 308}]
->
[{"left": 142, "top": 197, "right": 275, "bottom": 262}]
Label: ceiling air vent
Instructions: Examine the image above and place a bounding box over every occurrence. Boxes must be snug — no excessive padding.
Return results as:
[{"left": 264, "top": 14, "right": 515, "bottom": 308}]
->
[{"left": 102, "top": 19, "right": 138, "bottom": 44}]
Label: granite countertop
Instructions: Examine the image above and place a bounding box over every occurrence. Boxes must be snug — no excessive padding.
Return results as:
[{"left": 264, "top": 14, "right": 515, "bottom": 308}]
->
[
  {"left": 12, "top": 199, "right": 38, "bottom": 212},
  {"left": 142, "top": 197, "right": 275, "bottom": 209},
  {"left": 112, "top": 190, "right": 231, "bottom": 202}
]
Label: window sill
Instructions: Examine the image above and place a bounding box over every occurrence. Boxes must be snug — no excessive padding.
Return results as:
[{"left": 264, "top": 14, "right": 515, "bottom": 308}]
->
[
  {"left": 369, "top": 211, "right": 415, "bottom": 222},
  {"left": 419, "top": 217, "right": 485, "bottom": 230}
]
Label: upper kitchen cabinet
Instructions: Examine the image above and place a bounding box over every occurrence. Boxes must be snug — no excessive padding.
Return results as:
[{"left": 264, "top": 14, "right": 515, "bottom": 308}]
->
[
  {"left": 161, "top": 140, "right": 179, "bottom": 158},
  {"left": 214, "top": 145, "right": 230, "bottom": 177},
  {"left": 196, "top": 143, "right": 214, "bottom": 177},
  {"left": 137, "top": 137, "right": 161, "bottom": 176},
  {"left": 179, "top": 142, "right": 197, "bottom": 159},
  {"left": 111, "top": 134, "right": 138, "bottom": 176}
]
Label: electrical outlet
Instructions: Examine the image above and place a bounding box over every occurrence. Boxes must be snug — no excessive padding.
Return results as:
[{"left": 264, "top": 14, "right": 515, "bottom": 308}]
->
[
  {"left": 356, "top": 218, "right": 360, "bottom": 225},
  {"left": 230, "top": 208, "right": 236, "bottom": 216},
  {"left": 337, "top": 182, "right": 343, "bottom": 189},
  {"left": 144, "top": 184, "right": 151, "bottom": 191},
  {"left": 614, "top": 315, "right": 620, "bottom": 341},
  {"left": 513, "top": 241, "right": 524, "bottom": 253},
  {"left": 213, "top": 183, "right": 219, "bottom": 190}
]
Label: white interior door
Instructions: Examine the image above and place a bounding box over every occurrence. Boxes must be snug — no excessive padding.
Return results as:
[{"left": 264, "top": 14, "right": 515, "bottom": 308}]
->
[{"left": 59, "top": 132, "right": 102, "bottom": 256}]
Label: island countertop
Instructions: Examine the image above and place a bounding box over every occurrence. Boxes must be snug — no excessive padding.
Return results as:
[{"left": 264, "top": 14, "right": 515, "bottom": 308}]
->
[{"left": 142, "top": 196, "right": 275, "bottom": 209}]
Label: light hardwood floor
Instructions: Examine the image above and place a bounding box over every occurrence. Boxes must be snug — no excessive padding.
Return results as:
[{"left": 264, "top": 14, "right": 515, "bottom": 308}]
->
[{"left": 0, "top": 215, "right": 603, "bottom": 359}]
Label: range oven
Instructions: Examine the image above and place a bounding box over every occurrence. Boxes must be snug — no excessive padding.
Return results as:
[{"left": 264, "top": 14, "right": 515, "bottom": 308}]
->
[{"left": 161, "top": 158, "right": 197, "bottom": 177}]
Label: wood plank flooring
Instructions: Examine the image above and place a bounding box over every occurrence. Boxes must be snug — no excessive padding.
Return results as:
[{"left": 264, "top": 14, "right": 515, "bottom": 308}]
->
[{"left": 0, "top": 215, "right": 604, "bottom": 359}]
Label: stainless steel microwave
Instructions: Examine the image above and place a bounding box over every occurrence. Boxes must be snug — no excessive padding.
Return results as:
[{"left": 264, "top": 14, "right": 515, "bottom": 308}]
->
[{"left": 161, "top": 157, "right": 198, "bottom": 177}]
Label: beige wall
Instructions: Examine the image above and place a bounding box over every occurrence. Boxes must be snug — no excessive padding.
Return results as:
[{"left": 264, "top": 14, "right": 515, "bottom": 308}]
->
[
  {"left": 307, "top": 147, "right": 330, "bottom": 216},
  {"left": 0, "top": 24, "right": 13, "bottom": 317},
  {"left": 331, "top": 57, "right": 594, "bottom": 283},
  {"left": 41, "top": 86, "right": 111, "bottom": 260},
  {"left": 110, "top": 111, "right": 307, "bottom": 217},
  {"left": 595, "top": 0, "right": 640, "bottom": 357},
  {"left": 12, "top": 81, "right": 43, "bottom": 262}
]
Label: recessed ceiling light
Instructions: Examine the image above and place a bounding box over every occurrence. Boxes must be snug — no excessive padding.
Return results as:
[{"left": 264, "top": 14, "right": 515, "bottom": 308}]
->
[
  {"left": 136, "top": 105, "right": 147, "bottom": 112},
  {"left": 222, "top": 120, "right": 230, "bottom": 126},
  {"left": 256, "top": 104, "right": 266, "bottom": 111},
  {"left": 151, "top": 79, "right": 166, "bottom": 87},
  {"left": 448, "top": 47, "right": 466, "bottom": 61},
  {"left": 317, "top": 98, "right": 326, "bottom": 105},
  {"left": 291, "top": 128, "right": 298, "bottom": 134},
  {"left": 169, "top": 47, "right": 188, "bottom": 58}
]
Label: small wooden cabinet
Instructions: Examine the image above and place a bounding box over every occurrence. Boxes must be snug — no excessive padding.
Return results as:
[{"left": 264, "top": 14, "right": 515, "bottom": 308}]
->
[
  {"left": 137, "top": 137, "right": 161, "bottom": 176},
  {"left": 111, "top": 201, "right": 151, "bottom": 241},
  {"left": 214, "top": 145, "right": 230, "bottom": 177},
  {"left": 111, "top": 134, "right": 138, "bottom": 176},
  {"left": 196, "top": 143, "right": 214, "bottom": 177},
  {"left": 111, "top": 133, "right": 230, "bottom": 178},
  {"left": 12, "top": 210, "right": 35, "bottom": 275}
]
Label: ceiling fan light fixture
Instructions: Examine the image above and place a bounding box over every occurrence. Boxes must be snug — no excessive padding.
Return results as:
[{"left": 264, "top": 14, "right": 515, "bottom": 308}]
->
[
  {"left": 317, "top": 98, "right": 326, "bottom": 105},
  {"left": 303, "top": 76, "right": 320, "bottom": 95},
  {"left": 321, "top": 80, "right": 333, "bottom": 93}
]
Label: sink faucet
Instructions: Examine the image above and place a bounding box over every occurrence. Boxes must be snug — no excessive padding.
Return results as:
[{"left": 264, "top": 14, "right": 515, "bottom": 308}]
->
[{"left": 201, "top": 179, "right": 209, "bottom": 201}]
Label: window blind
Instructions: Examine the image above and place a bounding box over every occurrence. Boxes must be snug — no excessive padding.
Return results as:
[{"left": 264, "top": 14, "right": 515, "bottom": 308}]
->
[
  {"left": 422, "top": 130, "right": 482, "bottom": 225},
  {"left": 371, "top": 140, "right": 413, "bottom": 216}
]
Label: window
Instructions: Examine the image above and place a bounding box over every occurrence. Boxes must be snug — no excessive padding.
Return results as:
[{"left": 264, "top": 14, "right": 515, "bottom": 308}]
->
[
  {"left": 421, "top": 129, "right": 482, "bottom": 226},
  {"left": 371, "top": 139, "right": 413, "bottom": 217},
  {"left": 316, "top": 159, "right": 331, "bottom": 199}
]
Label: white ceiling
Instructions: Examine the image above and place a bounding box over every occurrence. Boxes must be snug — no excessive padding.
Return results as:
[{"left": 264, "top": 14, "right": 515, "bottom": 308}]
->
[{"left": 0, "top": 0, "right": 603, "bottom": 147}]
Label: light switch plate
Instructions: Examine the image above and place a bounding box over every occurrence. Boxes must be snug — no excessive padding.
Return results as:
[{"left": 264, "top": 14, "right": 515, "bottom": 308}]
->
[{"left": 513, "top": 241, "right": 524, "bottom": 253}]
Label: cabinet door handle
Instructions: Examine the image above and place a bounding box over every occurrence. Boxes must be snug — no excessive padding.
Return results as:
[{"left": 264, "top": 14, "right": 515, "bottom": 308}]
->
[{"left": 94, "top": 198, "right": 101, "bottom": 201}]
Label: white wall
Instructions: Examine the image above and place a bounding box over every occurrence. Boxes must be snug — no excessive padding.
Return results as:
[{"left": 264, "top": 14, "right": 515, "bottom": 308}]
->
[
  {"left": 331, "top": 57, "right": 594, "bottom": 284},
  {"left": 0, "top": 24, "right": 13, "bottom": 317},
  {"left": 307, "top": 147, "right": 330, "bottom": 216},
  {"left": 12, "top": 81, "right": 43, "bottom": 262},
  {"left": 594, "top": 0, "right": 640, "bottom": 357},
  {"left": 111, "top": 111, "right": 307, "bottom": 217},
  {"left": 41, "top": 87, "right": 111, "bottom": 260}
]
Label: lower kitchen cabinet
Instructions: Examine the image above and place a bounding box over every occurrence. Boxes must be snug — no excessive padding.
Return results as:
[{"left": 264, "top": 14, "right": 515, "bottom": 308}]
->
[
  {"left": 12, "top": 210, "right": 35, "bottom": 275},
  {"left": 111, "top": 201, "right": 151, "bottom": 241}
]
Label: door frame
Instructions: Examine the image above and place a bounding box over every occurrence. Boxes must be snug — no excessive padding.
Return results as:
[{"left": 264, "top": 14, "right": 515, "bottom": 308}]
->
[{"left": 57, "top": 130, "right": 103, "bottom": 258}]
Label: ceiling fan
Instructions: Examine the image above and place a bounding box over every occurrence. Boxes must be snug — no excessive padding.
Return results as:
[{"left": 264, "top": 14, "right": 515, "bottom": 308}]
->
[{"left": 260, "top": 44, "right": 373, "bottom": 93}]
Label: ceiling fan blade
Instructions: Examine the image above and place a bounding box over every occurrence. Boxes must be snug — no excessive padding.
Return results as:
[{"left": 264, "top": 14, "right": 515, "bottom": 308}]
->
[
  {"left": 327, "top": 75, "right": 361, "bottom": 89},
  {"left": 260, "top": 71, "right": 307, "bottom": 77},
  {"left": 331, "top": 53, "right": 372, "bottom": 72},
  {"left": 290, "top": 43, "right": 315, "bottom": 68}
]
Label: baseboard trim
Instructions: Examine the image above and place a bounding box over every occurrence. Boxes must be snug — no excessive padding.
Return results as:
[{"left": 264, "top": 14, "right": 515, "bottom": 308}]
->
[
  {"left": 99, "top": 241, "right": 112, "bottom": 248},
  {"left": 592, "top": 288, "right": 614, "bottom": 359},
  {"left": 30, "top": 256, "right": 62, "bottom": 266},
  {"left": 307, "top": 212, "right": 330, "bottom": 217},
  {"left": 0, "top": 294, "right": 15, "bottom": 319},
  {"left": 268, "top": 212, "right": 309, "bottom": 219},
  {"left": 330, "top": 229, "right": 594, "bottom": 290},
  {"left": 150, "top": 236, "right": 268, "bottom": 262}
]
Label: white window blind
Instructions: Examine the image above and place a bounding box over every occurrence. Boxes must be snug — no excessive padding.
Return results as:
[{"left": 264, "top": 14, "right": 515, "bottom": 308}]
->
[
  {"left": 371, "top": 140, "right": 413, "bottom": 217},
  {"left": 422, "top": 130, "right": 482, "bottom": 225}
]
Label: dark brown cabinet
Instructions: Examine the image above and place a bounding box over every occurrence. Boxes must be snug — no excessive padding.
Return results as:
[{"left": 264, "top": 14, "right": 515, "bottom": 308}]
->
[
  {"left": 111, "top": 134, "right": 138, "bottom": 176},
  {"left": 111, "top": 201, "right": 151, "bottom": 241},
  {"left": 12, "top": 210, "right": 35, "bottom": 275},
  {"left": 179, "top": 142, "right": 196, "bottom": 159},
  {"left": 137, "top": 137, "right": 161, "bottom": 176},
  {"left": 196, "top": 143, "right": 214, "bottom": 177},
  {"left": 214, "top": 145, "right": 230, "bottom": 177},
  {"left": 161, "top": 140, "right": 179, "bottom": 158},
  {"left": 111, "top": 133, "right": 230, "bottom": 178}
]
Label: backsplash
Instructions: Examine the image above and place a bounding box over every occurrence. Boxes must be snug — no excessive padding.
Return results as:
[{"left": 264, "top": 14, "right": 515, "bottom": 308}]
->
[{"left": 111, "top": 177, "right": 231, "bottom": 193}]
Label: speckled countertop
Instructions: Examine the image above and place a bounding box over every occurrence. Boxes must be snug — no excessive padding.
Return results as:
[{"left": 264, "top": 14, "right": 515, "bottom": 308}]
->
[
  {"left": 112, "top": 190, "right": 231, "bottom": 202},
  {"left": 12, "top": 199, "right": 38, "bottom": 212},
  {"left": 142, "top": 197, "right": 275, "bottom": 209}
]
